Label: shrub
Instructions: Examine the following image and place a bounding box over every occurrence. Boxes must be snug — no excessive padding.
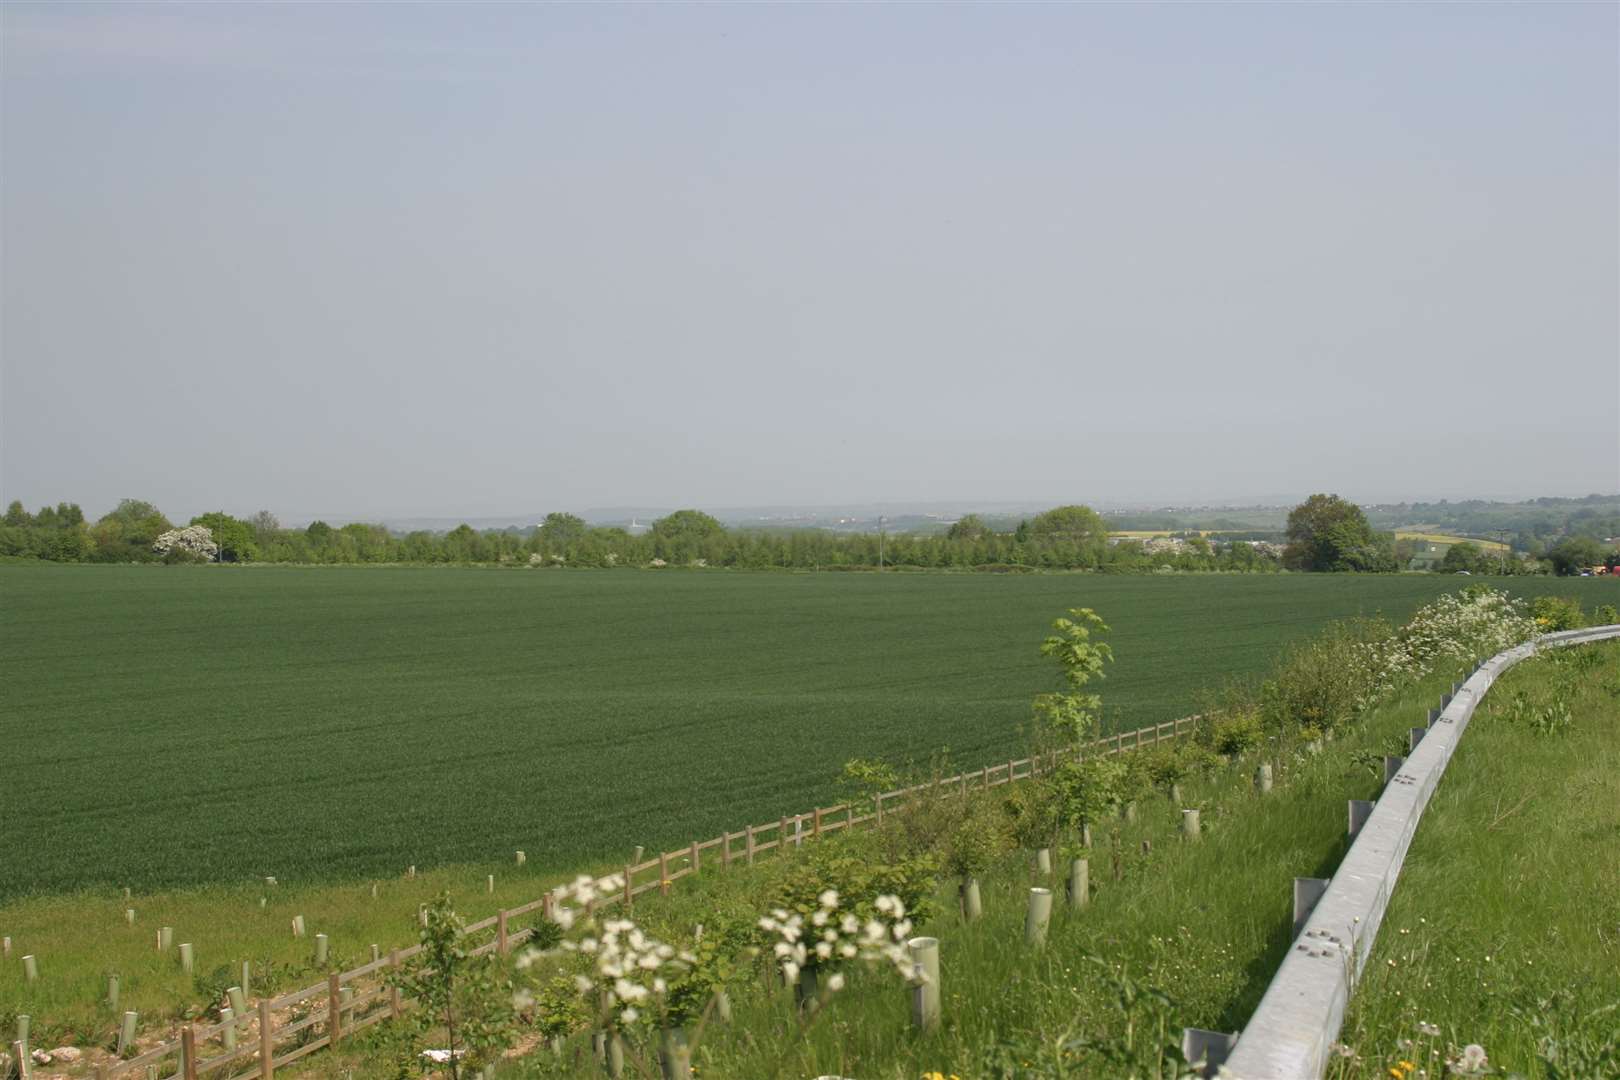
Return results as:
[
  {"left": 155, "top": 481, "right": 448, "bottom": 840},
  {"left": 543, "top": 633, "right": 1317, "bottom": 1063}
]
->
[
  {"left": 941, "top": 795, "right": 1011, "bottom": 879},
  {"left": 1210, "top": 708, "right": 1265, "bottom": 756},
  {"left": 1261, "top": 617, "right": 1394, "bottom": 738},
  {"left": 1048, "top": 756, "right": 1125, "bottom": 836},
  {"left": 767, "top": 839, "right": 941, "bottom": 933},
  {"left": 1531, "top": 595, "right": 1586, "bottom": 632},
  {"left": 527, "top": 975, "right": 588, "bottom": 1042},
  {"left": 1002, "top": 776, "right": 1064, "bottom": 850}
]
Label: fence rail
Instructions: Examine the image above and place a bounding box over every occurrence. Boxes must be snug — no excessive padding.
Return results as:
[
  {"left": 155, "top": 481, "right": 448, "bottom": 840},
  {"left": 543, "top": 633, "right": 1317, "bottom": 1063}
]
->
[
  {"left": 62, "top": 713, "right": 1199, "bottom": 1079},
  {"left": 1219, "top": 625, "right": 1620, "bottom": 1079}
]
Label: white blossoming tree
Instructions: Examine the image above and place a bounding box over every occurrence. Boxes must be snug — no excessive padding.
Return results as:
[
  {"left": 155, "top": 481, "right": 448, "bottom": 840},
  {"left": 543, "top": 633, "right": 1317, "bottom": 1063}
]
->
[{"left": 152, "top": 524, "right": 218, "bottom": 562}]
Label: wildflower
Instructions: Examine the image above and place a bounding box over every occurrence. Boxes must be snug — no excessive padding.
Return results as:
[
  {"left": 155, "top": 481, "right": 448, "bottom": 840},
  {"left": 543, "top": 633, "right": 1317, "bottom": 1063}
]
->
[{"left": 1418, "top": 1022, "right": 1441, "bottom": 1037}]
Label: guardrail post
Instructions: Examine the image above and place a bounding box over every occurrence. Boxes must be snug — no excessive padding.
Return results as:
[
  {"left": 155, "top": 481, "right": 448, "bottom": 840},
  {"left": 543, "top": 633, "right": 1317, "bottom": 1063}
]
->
[
  {"left": 1292, "top": 878, "right": 1329, "bottom": 938},
  {"left": 1181, "top": 1029, "right": 1236, "bottom": 1078},
  {"left": 1409, "top": 727, "right": 1426, "bottom": 752},
  {"left": 258, "top": 998, "right": 274, "bottom": 1078},
  {"left": 1427, "top": 707, "right": 1441, "bottom": 725},
  {"left": 1383, "top": 755, "right": 1406, "bottom": 785},
  {"left": 1348, "top": 799, "right": 1374, "bottom": 840}
]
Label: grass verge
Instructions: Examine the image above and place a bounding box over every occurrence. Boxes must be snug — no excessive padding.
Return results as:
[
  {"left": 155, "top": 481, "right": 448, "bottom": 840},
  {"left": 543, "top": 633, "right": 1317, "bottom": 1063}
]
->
[{"left": 1327, "top": 640, "right": 1620, "bottom": 1080}]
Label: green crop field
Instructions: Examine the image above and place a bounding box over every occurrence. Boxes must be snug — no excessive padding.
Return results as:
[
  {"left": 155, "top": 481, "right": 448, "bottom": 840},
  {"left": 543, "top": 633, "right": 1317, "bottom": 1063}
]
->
[{"left": 2, "top": 564, "right": 1612, "bottom": 901}]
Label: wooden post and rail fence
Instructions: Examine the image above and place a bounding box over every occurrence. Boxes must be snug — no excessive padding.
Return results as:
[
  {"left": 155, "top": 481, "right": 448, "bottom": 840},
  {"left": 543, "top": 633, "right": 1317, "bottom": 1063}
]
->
[{"left": 56, "top": 714, "right": 1200, "bottom": 1080}]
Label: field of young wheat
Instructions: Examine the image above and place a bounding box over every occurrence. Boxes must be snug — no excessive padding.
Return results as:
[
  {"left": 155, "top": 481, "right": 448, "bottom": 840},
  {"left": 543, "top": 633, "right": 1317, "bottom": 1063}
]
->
[{"left": 2, "top": 564, "right": 1611, "bottom": 900}]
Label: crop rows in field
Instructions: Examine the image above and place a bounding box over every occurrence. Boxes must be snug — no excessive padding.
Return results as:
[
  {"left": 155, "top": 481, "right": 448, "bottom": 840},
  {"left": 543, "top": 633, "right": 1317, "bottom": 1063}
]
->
[{"left": 2, "top": 564, "right": 1611, "bottom": 899}]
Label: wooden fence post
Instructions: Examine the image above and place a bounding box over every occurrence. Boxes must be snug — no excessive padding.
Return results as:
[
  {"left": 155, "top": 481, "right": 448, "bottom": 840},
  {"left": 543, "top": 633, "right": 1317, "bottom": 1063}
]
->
[
  {"left": 779, "top": 816, "right": 790, "bottom": 852},
  {"left": 258, "top": 998, "right": 274, "bottom": 1078},
  {"left": 181, "top": 1025, "right": 199, "bottom": 1080},
  {"left": 876, "top": 793, "right": 885, "bottom": 824},
  {"left": 722, "top": 831, "right": 732, "bottom": 866},
  {"left": 746, "top": 824, "right": 756, "bottom": 864},
  {"left": 623, "top": 866, "right": 634, "bottom": 907},
  {"left": 812, "top": 808, "right": 822, "bottom": 838},
  {"left": 497, "top": 910, "right": 509, "bottom": 955},
  {"left": 658, "top": 851, "right": 670, "bottom": 896},
  {"left": 328, "top": 972, "right": 342, "bottom": 1044},
  {"left": 690, "top": 840, "right": 701, "bottom": 875},
  {"left": 389, "top": 950, "right": 402, "bottom": 1019}
]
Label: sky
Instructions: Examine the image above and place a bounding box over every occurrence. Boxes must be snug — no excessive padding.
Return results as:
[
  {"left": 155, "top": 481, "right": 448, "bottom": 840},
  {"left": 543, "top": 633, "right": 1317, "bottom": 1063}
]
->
[{"left": 2, "top": 2, "right": 1616, "bottom": 524}]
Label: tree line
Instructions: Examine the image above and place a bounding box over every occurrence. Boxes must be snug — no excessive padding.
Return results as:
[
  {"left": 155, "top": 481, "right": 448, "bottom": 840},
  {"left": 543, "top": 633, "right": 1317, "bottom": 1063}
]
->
[
  {"left": 2, "top": 494, "right": 1608, "bottom": 575},
  {"left": 0, "top": 500, "right": 1281, "bottom": 572}
]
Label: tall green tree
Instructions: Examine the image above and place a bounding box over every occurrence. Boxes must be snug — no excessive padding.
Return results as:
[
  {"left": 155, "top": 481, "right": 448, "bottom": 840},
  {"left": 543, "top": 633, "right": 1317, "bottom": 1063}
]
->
[
  {"left": 1283, "top": 494, "right": 1396, "bottom": 572},
  {"left": 1547, "top": 535, "right": 1607, "bottom": 576},
  {"left": 946, "top": 513, "right": 990, "bottom": 541},
  {"left": 537, "top": 512, "right": 587, "bottom": 547},
  {"left": 190, "top": 512, "right": 258, "bottom": 562}
]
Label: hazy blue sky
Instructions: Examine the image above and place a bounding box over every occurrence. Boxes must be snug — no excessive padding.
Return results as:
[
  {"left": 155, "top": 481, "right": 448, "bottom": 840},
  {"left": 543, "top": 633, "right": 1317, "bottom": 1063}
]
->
[{"left": 3, "top": 2, "right": 1616, "bottom": 523}]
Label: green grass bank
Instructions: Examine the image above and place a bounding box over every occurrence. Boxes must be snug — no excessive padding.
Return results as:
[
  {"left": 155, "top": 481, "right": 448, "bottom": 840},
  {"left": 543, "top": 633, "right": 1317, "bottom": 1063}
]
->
[{"left": 1328, "top": 639, "right": 1620, "bottom": 1080}]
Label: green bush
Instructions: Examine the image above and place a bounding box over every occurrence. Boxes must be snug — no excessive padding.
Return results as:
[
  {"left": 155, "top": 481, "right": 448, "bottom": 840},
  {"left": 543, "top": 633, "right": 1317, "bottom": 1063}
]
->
[
  {"left": 1532, "top": 595, "right": 1587, "bottom": 632},
  {"left": 1210, "top": 708, "right": 1265, "bottom": 756},
  {"left": 1260, "top": 617, "right": 1393, "bottom": 738},
  {"left": 1002, "top": 776, "right": 1064, "bottom": 850},
  {"left": 940, "top": 793, "right": 1012, "bottom": 878}
]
